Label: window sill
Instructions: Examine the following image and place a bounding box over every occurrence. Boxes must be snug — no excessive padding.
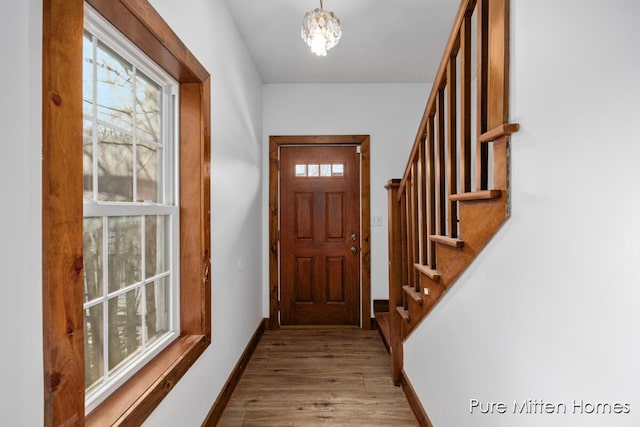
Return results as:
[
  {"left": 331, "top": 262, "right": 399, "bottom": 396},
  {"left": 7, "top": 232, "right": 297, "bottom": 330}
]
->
[{"left": 86, "top": 334, "right": 209, "bottom": 426}]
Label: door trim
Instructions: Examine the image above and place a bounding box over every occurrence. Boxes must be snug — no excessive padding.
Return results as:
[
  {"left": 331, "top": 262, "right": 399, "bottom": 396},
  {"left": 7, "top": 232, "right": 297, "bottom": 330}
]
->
[{"left": 269, "top": 135, "right": 371, "bottom": 329}]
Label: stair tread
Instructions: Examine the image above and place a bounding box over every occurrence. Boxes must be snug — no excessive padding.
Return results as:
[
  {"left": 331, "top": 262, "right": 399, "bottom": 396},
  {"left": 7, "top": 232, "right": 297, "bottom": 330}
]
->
[
  {"left": 374, "top": 312, "right": 390, "bottom": 353},
  {"left": 413, "top": 264, "right": 441, "bottom": 280},
  {"left": 429, "top": 235, "right": 464, "bottom": 248},
  {"left": 450, "top": 189, "right": 502, "bottom": 202},
  {"left": 402, "top": 285, "right": 423, "bottom": 305},
  {"left": 396, "top": 306, "right": 410, "bottom": 322}
]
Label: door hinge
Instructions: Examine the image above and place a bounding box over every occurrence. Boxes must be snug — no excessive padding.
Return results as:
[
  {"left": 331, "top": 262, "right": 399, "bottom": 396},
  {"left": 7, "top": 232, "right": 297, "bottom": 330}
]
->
[
  {"left": 277, "top": 230, "right": 280, "bottom": 241},
  {"left": 277, "top": 300, "right": 281, "bottom": 311},
  {"left": 276, "top": 159, "right": 280, "bottom": 170},
  {"left": 356, "top": 145, "right": 361, "bottom": 154}
]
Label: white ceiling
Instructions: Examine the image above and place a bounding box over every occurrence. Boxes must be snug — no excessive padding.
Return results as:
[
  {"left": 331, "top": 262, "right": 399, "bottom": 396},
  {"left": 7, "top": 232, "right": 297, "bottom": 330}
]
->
[{"left": 222, "top": 0, "right": 461, "bottom": 84}]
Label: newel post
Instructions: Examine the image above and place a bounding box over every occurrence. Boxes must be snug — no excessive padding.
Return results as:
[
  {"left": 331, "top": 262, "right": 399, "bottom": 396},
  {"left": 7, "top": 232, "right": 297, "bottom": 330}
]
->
[{"left": 386, "top": 179, "right": 404, "bottom": 385}]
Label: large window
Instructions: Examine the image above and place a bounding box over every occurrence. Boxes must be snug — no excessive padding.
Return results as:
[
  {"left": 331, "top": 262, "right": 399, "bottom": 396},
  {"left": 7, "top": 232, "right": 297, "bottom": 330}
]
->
[
  {"left": 42, "top": 0, "right": 211, "bottom": 425},
  {"left": 82, "top": 8, "right": 179, "bottom": 411}
]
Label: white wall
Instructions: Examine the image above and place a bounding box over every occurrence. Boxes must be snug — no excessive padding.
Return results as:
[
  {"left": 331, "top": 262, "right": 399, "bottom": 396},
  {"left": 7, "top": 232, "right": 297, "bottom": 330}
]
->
[
  {"left": 262, "top": 83, "right": 430, "bottom": 317},
  {"left": 145, "top": 1, "right": 264, "bottom": 425},
  {"left": 0, "top": 0, "right": 43, "bottom": 425},
  {"left": 404, "top": 1, "right": 640, "bottom": 426}
]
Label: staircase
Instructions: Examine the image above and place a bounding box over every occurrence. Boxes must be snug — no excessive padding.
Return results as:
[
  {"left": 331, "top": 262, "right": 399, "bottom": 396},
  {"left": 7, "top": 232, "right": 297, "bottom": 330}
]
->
[{"left": 385, "top": 0, "right": 518, "bottom": 384}]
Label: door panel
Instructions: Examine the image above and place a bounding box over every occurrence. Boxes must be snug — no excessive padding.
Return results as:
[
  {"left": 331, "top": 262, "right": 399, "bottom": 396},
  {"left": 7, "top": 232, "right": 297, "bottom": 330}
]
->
[
  {"left": 326, "top": 256, "right": 345, "bottom": 302},
  {"left": 295, "top": 193, "right": 314, "bottom": 239},
  {"left": 326, "top": 193, "right": 345, "bottom": 239},
  {"left": 295, "top": 257, "right": 314, "bottom": 302},
  {"left": 280, "top": 145, "right": 360, "bottom": 325}
]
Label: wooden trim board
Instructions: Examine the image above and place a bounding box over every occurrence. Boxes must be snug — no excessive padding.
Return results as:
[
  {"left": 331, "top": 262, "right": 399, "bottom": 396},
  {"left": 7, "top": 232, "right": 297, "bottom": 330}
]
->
[
  {"left": 401, "top": 369, "right": 434, "bottom": 427},
  {"left": 201, "top": 319, "right": 266, "bottom": 426}
]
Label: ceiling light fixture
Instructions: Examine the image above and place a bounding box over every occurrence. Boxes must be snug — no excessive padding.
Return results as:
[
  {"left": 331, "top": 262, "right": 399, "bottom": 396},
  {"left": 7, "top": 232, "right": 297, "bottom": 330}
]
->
[{"left": 301, "top": 0, "right": 342, "bottom": 57}]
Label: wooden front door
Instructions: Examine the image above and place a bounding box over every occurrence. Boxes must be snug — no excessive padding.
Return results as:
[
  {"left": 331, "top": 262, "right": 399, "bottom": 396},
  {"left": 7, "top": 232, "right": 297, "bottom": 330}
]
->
[{"left": 280, "top": 145, "right": 361, "bottom": 325}]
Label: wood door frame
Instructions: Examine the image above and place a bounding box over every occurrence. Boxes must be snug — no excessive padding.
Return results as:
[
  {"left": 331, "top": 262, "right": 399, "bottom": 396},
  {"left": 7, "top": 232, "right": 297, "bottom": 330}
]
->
[{"left": 269, "top": 135, "right": 371, "bottom": 329}]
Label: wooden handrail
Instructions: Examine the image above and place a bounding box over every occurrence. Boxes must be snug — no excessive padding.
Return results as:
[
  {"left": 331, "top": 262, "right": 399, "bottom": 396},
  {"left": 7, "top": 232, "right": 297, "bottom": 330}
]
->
[
  {"left": 398, "top": 0, "right": 477, "bottom": 195},
  {"left": 449, "top": 189, "right": 501, "bottom": 202},
  {"left": 386, "top": 0, "right": 517, "bottom": 348}
]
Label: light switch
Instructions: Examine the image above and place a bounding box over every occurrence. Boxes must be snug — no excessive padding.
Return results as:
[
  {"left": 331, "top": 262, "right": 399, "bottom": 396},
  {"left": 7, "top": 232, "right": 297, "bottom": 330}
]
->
[{"left": 372, "top": 215, "right": 383, "bottom": 226}]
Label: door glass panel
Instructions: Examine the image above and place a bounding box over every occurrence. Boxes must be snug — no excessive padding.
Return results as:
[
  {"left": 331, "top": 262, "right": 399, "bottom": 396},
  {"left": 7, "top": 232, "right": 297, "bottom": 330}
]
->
[{"left": 293, "top": 163, "right": 346, "bottom": 178}]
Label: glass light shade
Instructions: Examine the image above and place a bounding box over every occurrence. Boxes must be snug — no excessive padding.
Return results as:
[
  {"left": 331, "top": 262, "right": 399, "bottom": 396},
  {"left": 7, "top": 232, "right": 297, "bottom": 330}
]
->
[{"left": 301, "top": 6, "right": 341, "bottom": 56}]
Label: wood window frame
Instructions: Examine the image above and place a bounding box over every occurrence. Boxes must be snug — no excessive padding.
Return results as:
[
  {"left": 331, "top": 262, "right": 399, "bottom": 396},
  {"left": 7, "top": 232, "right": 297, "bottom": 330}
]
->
[
  {"left": 42, "top": 0, "right": 211, "bottom": 425},
  {"left": 268, "top": 135, "right": 371, "bottom": 329}
]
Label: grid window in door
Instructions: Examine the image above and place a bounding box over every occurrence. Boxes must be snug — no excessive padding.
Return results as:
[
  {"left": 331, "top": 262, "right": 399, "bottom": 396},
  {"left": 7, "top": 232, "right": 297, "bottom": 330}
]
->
[{"left": 295, "top": 163, "right": 344, "bottom": 177}]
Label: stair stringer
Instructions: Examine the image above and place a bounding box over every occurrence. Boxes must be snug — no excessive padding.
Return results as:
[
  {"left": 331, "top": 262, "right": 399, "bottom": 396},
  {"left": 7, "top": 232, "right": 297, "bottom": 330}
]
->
[
  {"left": 401, "top": 136, "right": 512, "bottom": 339},
  {"left": 402, "top": 197, "right": 508, "bottom": 337}
]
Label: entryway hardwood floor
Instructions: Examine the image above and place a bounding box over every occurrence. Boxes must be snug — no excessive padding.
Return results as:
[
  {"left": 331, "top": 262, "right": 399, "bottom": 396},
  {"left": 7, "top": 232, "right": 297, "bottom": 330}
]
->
[{"left": 216, "top": 328, "right": 418, "bottom": 426}]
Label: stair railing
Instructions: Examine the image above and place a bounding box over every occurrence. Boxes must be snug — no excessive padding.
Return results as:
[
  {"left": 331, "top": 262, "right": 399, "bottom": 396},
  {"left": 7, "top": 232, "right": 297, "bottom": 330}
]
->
[{"left": 386, "top": 0, "right": 518, "bottom": 384}]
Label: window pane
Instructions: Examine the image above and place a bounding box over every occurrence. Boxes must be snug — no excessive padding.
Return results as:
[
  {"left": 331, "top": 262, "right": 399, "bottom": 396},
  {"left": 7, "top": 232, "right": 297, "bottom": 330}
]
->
[
  {"left": 83, "top": 33, "right": 94, "bottom": 117},
  {"left": 83, "top": 120, "right": 94, "bottom": 200},
  {"left": 82, "top": 12, "right": 180, "bottom": 407},
  {"left": 308, "top": 164, "right": 319, "bottom": 176},
  {"left": 145, "top": 215, "right": 168, "bottom": 277},
  {"left": 146, "top": 278, "right": 168, "bottom": 344},
  {"left": 108, "top": 216, "right": 142, "bottom": 293},
  {"left": 108, "top": 289, "right": 142, "bottom": 372},
  {"left": 98, "top": 125, "right": 133, "bottom": 201},
  {"left": 295, "top": 164, "right": 307, "bottom": 177},
  {"left": 320, "top": 164, "right": 331, "bottom": 177},
  {"left": 83, "top": 217, "right": 103, "bottom": 303},
  {"left": 332, "top": 164, "right": 344, "bottom": 176},
  {"left": 136, "top": 141, "right": 159, "bottom": 203},
  {"left": 96, "top": 42, "right": 133, "bottom": 131},
  {"left": 85, "top": 304, "right": 104, "bottom": 391},
  {"left": 136, "top": 72, "right": 161, "bottom": 143}
]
